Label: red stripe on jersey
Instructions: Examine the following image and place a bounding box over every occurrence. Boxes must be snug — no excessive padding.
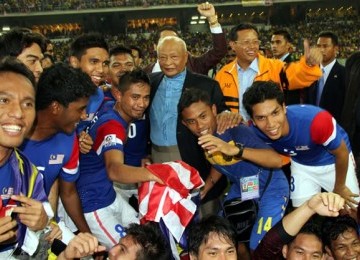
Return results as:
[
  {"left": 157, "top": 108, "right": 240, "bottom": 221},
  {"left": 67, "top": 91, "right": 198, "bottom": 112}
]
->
[
  {"left": 310, "top": 110, "right": 335, "bottom": 144},
  {"left": 93, "top": 120, "right": 127, "bottom": 151},
  {"left": 62, "top": 134, "right": 79, "bottom": 174}
]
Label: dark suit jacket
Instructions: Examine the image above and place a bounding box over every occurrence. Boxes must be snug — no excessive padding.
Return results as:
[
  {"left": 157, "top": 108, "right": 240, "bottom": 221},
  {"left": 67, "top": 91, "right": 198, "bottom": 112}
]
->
[
  {"left": 282, "top": 54, "right": 303, "bottom": 105},
  {"left": 149, "top": 70, "right": 228, "bottom": 203},
  {"left": 144, "top": 32, "right": 227, "bottom": 75},
  {"left": 304, "top": 61, "right": 346, "bottom": 123}
]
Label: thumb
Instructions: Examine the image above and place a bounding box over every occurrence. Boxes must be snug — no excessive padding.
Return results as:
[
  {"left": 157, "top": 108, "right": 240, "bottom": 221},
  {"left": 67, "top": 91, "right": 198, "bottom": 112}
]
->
[{"left": 303, "top": 39, "right": 310, "bottom": 58}]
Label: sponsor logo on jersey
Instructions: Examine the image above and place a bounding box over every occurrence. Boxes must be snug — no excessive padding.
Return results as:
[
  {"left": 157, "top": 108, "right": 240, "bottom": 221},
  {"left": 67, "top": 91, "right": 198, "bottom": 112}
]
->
[{"left": 295, "top": 145, "right": 310, "bottom": 151}]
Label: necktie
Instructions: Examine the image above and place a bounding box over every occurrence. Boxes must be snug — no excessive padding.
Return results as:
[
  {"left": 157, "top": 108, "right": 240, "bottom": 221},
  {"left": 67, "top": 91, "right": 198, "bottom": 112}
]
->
[{"left": 316, "top": 68, "right": 325, "bottom": 106}]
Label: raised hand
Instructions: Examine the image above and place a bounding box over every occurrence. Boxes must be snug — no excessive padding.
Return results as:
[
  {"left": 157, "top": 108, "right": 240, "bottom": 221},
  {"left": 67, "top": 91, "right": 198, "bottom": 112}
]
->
[{"left": 303, "top": 39, "right": 322, "bottom": 67}]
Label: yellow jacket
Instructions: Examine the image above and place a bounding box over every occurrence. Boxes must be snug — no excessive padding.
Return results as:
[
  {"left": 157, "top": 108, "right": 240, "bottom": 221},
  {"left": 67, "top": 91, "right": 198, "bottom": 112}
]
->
[{"left": 215, "top": 54, "right": 322, "bottom": 113}]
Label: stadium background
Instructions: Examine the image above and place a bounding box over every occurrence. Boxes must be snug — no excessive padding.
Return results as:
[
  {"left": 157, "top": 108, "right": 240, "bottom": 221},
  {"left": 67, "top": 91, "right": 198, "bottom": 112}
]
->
[{"left": 0, "top": 0, "right": 358, "bottom": 66}]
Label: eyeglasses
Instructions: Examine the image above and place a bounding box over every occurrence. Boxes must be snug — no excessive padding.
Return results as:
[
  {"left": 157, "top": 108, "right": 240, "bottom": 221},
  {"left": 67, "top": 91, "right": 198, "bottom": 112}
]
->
[{"left": 234, "top": 40, "right": 261, "bottom": 47}]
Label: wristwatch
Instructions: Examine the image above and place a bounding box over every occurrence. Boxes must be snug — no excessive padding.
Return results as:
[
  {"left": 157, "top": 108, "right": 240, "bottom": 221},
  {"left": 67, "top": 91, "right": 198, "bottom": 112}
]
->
[{"left": 234, "top": 143, "right": 244, "bottom": 159}]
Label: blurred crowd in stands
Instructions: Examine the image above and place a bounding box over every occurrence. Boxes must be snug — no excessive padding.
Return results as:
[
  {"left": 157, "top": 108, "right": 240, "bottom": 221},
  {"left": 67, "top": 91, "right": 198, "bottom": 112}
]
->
[
  {"left": 47, "top": 12, "right": 359, "bottom": 68},
  {"left": 0, "top": 0, "right": 230, "bottom": 13}
]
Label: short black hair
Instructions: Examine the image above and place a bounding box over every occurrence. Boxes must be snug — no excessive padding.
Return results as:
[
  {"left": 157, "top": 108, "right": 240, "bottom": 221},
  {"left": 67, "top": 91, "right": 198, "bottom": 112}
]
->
[
  {"left": 42, "top": 53, "right": 55, "bottom": 64},
  {"left": 178, "top": 88, "right": 212, "bottom": 118},
  {"left": 288, "top": 220, "right": 324, "bottom": 251},
  {"left": 69, "top": 32, "right": 108, "bottom": 60},
  {"left": 116, "top": 69, "right": 150, "bottom": 93},
  {"left": 322, "top": 215, "right": 359, "bottom": 249},
  {"left": 36, "top": 63, "right": 96, "bottom": 110},
  {"left": 156, "top": 25, "right": 179, "bottom": 43},
  {"left": 272, "top": 29, "right": 293, "bottom": 44},
  {"left": 243, "top": 81, "right": 284, "bottom": 118},
  {"left": 188, "top": 216, "right": 237, "bottom": 257},
  {"left": 0, "top": 28, "right": 46, "bottom": 58},
  {"left": 318, "top": 31, "right": 339, "bottom": 46},
  {"left": 109, "top": 45, "right": 133, "bottom": 58},
  {"left": 0, "top": 56, "right": 36, "bottom": 90},
  {"left": 126, "top": 222, "right": 171, "bottom": 260},
  {"left": 130, "top": 45, "right": 143, "bottom": 59},
  {"left": 229, "top": 23, "right": 259, "bottom": 41}
]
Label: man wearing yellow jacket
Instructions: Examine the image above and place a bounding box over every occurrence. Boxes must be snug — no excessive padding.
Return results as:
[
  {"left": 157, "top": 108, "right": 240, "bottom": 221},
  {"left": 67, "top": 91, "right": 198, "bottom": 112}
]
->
[{"left": 215, "top": 23, "right": 322, "bottom": 121}]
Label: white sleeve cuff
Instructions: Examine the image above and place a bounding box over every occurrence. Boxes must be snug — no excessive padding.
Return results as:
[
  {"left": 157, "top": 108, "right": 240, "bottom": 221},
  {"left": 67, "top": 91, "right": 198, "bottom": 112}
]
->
[{"left": 210, "top": 26, "right": 223, "bottom": 34}]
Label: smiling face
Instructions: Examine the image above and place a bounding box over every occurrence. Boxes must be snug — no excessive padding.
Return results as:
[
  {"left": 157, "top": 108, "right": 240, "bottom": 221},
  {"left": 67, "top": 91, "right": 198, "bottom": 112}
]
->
[
  {"left": 181, "top": 101, "right": 217, "bottom": 137},
  {"left": 327, "top": 228, "right": 360, "bottom": 260},
  {"left": 17, "top": 43, "right": 44, "bottom": 82},
  {"left": 251, "top": 99, "right": 289, "bottom": 140},
  {"left": 158, "top": 37, "right": 188, "bottom": 78},
  {"left": 54, "top": 97, "right": 89, "bottom": 134},
  {"left": 115, "top": 82, "right": 150, "bottom": 123},
  {"left": 0, "top": 72, "right": 35, "bottom": 156},
  {"left": 230, "top": 29, "right": 259, "bottom": 69},
  {"left": 71, "top": 47, "right": 109, "bottom": 86}
]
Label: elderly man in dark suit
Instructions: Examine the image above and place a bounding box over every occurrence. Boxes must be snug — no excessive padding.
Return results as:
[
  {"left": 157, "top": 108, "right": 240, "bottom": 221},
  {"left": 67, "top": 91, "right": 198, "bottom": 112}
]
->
[
  {"left": 144, "top": 2, "right": 227, "bottom": 76},
  {"left": 305, "top": 31, "right": 346, "bottom": 123},
  {"left": 148, "top": 35, "right": 239, "bottom": 217}
]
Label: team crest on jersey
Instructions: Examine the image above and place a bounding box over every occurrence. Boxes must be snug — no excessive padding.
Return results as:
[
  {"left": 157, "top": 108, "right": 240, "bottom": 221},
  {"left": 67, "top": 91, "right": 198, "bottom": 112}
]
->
[
  {"left": 295, "top": 145, "right": 310, "bottom": 151},
  {"left": 49, "top": 154, "right": 65, "bottom": 165},
  {"left": 104, "top": 134, "right": 117, "bottom": 147}
]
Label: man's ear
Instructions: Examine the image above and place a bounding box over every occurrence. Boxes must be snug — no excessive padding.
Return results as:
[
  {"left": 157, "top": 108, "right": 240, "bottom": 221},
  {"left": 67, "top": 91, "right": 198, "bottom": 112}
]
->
[
  {"left": 184, "top": 51, "right": 189, "bottom": 64},
  {"left": 69, "top": 56, "right": 80, "bottom": 68},
  {"left": 229, "top": 41, "right": 237, "bottom": 51},
  {"left": 189, "top": 253, "right": 198, "bottom": 260},
  {"left": 181, "top": 118, "right": 187, "bottom": 127},
  {"left": 50, "top": 101, "right": 62, "bottom": 115},
  {"left": 325, "top": 245, "right": 333, "bottom": 258},
  {"left": 211, "top": 104, "right": 217, "bottom": 116},
  {"left": 112, "top": 87, "right": 122, "bottom": 102},
  {"left": 282, "top": 244, "right": 288, "bottom": 259}
]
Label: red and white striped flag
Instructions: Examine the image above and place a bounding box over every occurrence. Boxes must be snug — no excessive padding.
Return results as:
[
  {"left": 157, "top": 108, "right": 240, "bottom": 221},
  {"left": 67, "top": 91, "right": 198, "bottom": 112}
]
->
[{"left": 138, "top": 161, "right": 204, "bottom": 242}]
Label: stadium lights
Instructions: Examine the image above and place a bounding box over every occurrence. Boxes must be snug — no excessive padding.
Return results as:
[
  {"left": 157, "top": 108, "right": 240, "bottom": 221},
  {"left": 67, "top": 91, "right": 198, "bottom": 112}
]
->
[
  {"left": 199, "top": 20, "right": 205, "bottom": 24},
  {"left": 190, "top": 21, "right": 197, "bottom": 25},
  {"left": 2, "top": 26, "right": 10, "bottom": 31},
  {"left": 191, "top": 16, "right": 198, "bottom": 20}
]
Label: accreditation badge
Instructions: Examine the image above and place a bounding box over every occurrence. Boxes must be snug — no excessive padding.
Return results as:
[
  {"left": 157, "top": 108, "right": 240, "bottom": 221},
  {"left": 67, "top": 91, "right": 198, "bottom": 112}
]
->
[{"left": 240, "top": 174, "right": 260, "bottom": 201}]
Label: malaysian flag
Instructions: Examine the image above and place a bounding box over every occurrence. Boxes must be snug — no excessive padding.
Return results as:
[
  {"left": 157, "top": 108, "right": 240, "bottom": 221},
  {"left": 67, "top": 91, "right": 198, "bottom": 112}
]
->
[
  {"left": 138, "top": 161, "right": 204, "bottom": 242},
  {"left": 49, "top": 154, "right": 65, "bottom": 165}
]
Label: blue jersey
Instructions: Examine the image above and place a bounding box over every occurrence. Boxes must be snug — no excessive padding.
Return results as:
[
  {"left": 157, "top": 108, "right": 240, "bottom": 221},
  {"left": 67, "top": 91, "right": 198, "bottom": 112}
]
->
[
  {"left": 20, "top": 132, "right": 80, "bottom": 196},
  {"left": 206, "top": 125, "right": 288, "bottom": 250},
  {"left": 77, "top": 87, "right": 105, "bottom": 133},
  {"left": 77, "top": 108, "right": 128, "bottom": 213},
  {"left": 101, "top": 90, "right": 149, "bottom": 167},
  {"left": 253, "top": 105, "right": 351, "bottom": 166},
  {"left": 208, "top": 125, "right": 288, "bottom": 201}
]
